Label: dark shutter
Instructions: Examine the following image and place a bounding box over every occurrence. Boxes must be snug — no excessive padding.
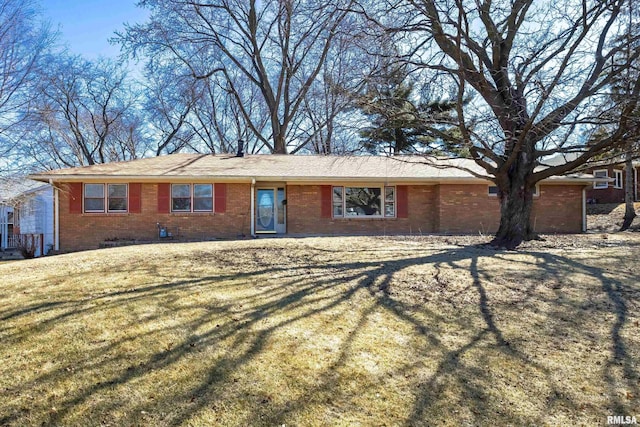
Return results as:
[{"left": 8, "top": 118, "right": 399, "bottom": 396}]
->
[
  {"left": 396, "top": 185, "right": 409, "bottom": 218},
  {"left": 157, "top": 183, "right": 170, "bottom": 213},
  {"left": 69, "top": 183, "right": 83, "bottom": 214},
  {"left": 320, "top": 185, "right": 332, "bottom": 218},
  {"left": 129, "top": 183, "right": 142, "bottom": 213},
  {"left": 214, "top": 183, "right": 227, "bottom": 213}
]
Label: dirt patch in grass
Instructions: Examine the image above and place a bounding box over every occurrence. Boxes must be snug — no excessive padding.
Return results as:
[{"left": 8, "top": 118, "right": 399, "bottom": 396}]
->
[
  {"left": 1, "top": 235, "right": 639, "bottom": 426},
  {"left": 588, "top": 202, "right": 640, "bottom": 232}
]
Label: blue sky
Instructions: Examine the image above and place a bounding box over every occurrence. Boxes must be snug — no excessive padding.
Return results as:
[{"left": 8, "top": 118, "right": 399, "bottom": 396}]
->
[{"left": 43, "top": 0, "right": 148, "bottom": 59}]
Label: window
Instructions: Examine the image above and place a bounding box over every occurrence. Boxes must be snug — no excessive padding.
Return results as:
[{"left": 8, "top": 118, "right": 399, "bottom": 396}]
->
[
  {"left": 194, "top": 184, "right": 213, "bottom": 211},
  {"left": 614, "top": 170, "right": 623, "bottom": 189},
  {"left": 488, "top": 185, "right": 539, "bottom": 197},
  {"left": 384, "top": 187, "right": 395, "bottom": 217},
  {"left": 593, "top": 170, "right": 608, "bottom": 189},
  {"left": 332, "top": 186, "right": 395, "bottom": 218},
  {"left": 172, "top": 184, "right": 191, "bottom": 212},
  {"left": 84, "top": 184, "right": 128, "bottom": 213},
  {"left": 171, "top": 184, "right": 213, "bottom": 212},
  {"left": 108, "top": 184, "right": 128, "bottom": 212}
]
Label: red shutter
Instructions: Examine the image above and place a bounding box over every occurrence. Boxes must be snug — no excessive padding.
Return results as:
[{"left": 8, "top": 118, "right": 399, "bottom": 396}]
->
[
  {"left": 320, "top": 185, "right": 332, "bottom": 218},
  {"left": 157, "top": 183, "right": 170, "bottom": 213},
  {"left": 69, "top": 182, "right": 83, "bottom": 214},
  {"left": 129, "top": 183, "right": 142, "bottom": 213},
  {"left": 396, "top": 185, "right": 409, "bottom": 218},
  {"left": 214, "top": 183, "right": 227, "bottom": 213}
]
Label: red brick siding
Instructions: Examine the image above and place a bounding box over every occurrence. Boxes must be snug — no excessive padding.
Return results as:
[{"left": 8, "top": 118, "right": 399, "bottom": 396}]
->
[
  {"left": 57, "top": 181, "right": 585, "bottom": 252},
  {"left": 438, "top": 184, "right": 500, "bottom": 234},
  {"left": 286, "top": 184, "right": 438, "bottom": 235},
  {"left": 438, "top": 184, "right": 584, "bottom": 234},
  {"left": 584, "top": 165, "right": 638, "bottom": 203},
  {"left": 531, "top": 185, "right": 584, "bottom": 233},
  {"left": 59, "top": 183, "right": 251, "bottom": 252}
]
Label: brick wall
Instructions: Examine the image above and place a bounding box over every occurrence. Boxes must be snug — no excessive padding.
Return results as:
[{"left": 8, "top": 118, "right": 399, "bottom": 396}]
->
[
  {"left": 286, "top": 184, "right": 438, "bottom": 235},
  {"left": 438, "top": 184, "right": 501, "bottom": 234},
  {"left": 437, "top": 184, "right": 584, "bottom": 234},
  {"left": 57, "top": 181, "right": 586, "bottom": 252},
  {"left": 531, "top": 185, "right": 584, "bottom": 233},
  {"left": 584, "top": 165, "right": 638, "bottom": 203},
  {"left": 58, "top": 183, "right": 251, "bottom": 252}
]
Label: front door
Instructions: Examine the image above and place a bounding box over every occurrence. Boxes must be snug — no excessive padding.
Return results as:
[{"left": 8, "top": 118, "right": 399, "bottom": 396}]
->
[{"left": 256, "top": 187, "right": 286, "bottom": 234}]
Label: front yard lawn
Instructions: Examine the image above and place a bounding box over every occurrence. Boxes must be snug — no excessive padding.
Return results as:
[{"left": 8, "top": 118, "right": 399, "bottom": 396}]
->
[{"left": 1, "top": 235, "right": 638, "bottom": 426}]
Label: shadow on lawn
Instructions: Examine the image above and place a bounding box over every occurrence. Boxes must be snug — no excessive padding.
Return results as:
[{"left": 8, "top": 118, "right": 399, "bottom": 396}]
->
[{"left": 0, "top": 241, "right": 638, "bottom": 426}]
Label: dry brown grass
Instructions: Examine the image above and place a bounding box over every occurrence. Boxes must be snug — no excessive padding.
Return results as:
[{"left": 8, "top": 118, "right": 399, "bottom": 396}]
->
[{"left": 1, "top": 235, "right": 639, "bottom": 426}]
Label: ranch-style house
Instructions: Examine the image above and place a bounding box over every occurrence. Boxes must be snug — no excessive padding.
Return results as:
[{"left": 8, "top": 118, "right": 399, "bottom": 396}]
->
[{"left": 29, "top": 153, "right": 601, "bottom": 253}]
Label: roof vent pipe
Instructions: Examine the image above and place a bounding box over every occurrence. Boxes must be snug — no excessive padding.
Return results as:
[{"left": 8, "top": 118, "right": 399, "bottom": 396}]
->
[{"left": 236, "top": 139, "right": 245, "bottom": 157}]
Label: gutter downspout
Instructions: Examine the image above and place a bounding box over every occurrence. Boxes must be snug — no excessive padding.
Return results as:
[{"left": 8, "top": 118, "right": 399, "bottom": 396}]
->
[
  {"left": 250, "top": 178, "right": 256, "bottom": 237},
  {"left": 50, "top": 179, "right": 59, "bottom": 251},
  {"left": 582, "top": 186, "right": 587, "bottom": 232},
  {"left": 635, "top": 166, "right": 638, "bottom": 202}
]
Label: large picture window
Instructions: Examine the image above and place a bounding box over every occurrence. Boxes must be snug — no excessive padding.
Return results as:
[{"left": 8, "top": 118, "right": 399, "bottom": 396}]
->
[
  {"left": 332, "top": 186, "right": 395, "bottom": 218},
  {"left": 84, "top": 183, "right": 128, "bottom": 213},
  {"left": 171, "top": 184, "right": 213, "bottom": 212}
]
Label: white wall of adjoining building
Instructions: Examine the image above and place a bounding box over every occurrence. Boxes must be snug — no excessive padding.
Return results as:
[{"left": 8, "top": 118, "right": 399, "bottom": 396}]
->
[{"left": 17, "top": 186, "right": 54, "bottom": 256}]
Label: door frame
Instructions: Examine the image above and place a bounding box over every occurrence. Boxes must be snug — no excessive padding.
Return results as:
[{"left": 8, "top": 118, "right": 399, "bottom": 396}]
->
[{"left": 254, "top": 185, "right": 286, "bottom": 234}]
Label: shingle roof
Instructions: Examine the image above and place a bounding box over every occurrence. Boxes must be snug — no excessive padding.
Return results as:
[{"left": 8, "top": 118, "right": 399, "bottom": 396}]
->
[{"left": 28, "top": 153, "right": 596, "bottom": 184}]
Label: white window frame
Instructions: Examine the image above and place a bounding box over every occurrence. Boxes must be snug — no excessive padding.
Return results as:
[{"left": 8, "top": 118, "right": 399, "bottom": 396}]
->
[
  {"left": 83, "top": 183, "right": 129, "bottom": 213},
  {"left": 107, "top": 184, "right": 128, "bottom": 213},
  {"left": 613, "top": 170, "right": 623, "bottom": 189},
  {"left": 332, "top": 185, "right": 395, "bottom": 219},
  {"left": 171, "top": 184, "right": 214, "bottom": 213},
  {"left": 488, "top": 185, "right": 539, "bottom": 197},
  {"left": 593, "top": 170, "right": 608, "bottom": 189}
]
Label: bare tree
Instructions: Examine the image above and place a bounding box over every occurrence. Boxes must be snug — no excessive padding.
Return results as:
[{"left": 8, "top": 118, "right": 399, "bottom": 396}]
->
[
  {"left": 383, "top": 0, "right": 640, "bottom": 248},
  {"left": 26, "top": 55, "right": 147, "bottom": 168},
  {"left": 189, "top": 70, "right": 270, "bottom": 154},
  {"left": 0, "top": 0, "right": 55, "bottom": 173},
  {"left": 117, "top": 0, "right": 359, "bottom": 154},
  {"left": 143, "top": 63, "right": 198, "bottom": 156},
  {"left": 616, "top": 1, "right": 640, "bottom": 230}
]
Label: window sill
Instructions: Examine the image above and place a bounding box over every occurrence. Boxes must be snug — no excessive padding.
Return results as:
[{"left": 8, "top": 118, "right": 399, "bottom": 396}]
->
[
  {"left": 169, "top": 212, "right": 216, "bottom": 216},
  {"left": 332, "top": 217, "right": 397, "bottom": 220},
  {"left": 82, "top": 212, "right": 130, "bottom": 216}
]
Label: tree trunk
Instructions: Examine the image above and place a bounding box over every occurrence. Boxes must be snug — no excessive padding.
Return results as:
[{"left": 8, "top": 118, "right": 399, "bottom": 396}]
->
[
  {"left": 490, "top": 151, "right": 538, "bottom": 249},
  {"left": 620, "top": 153, "right": 636, "bottom": 231},
  {"left": 490, "top": 185, "right": 537, "bottom": 249},
  {"left": 272, "top": 120, "right": 287, "bottom": 154}
]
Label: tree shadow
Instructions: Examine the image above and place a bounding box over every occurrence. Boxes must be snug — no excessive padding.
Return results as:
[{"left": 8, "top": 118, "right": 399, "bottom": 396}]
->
[{"left": 0, "top": 240, "right": 637, "bottom": 425}]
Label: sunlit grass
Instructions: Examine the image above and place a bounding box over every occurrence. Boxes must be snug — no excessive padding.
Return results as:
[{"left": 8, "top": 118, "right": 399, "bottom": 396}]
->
[{"left": 1, "top": 235, "right": 639, "bottom": 426}]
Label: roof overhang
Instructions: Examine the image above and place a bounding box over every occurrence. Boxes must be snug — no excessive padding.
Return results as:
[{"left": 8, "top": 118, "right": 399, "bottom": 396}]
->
[{"left": 29, "top": 174, "right": 599, "bottom": 185}]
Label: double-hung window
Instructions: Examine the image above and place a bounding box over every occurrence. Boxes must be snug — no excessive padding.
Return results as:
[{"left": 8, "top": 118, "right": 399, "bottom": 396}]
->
[
  {"left": 84, "top": 184, "right": 128, "bottom": 213},
  {"left": 593, "top": 170, "right": 608, "bottom": 189},
  {"left": 332, "top": 186, "right": 395, "bottom": 218},
  {"left": 613, "top": 170, "right": 623, "bottom": 189},
  {"left": 171, "top": 184, "right": 213, "bottom": 212}
]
